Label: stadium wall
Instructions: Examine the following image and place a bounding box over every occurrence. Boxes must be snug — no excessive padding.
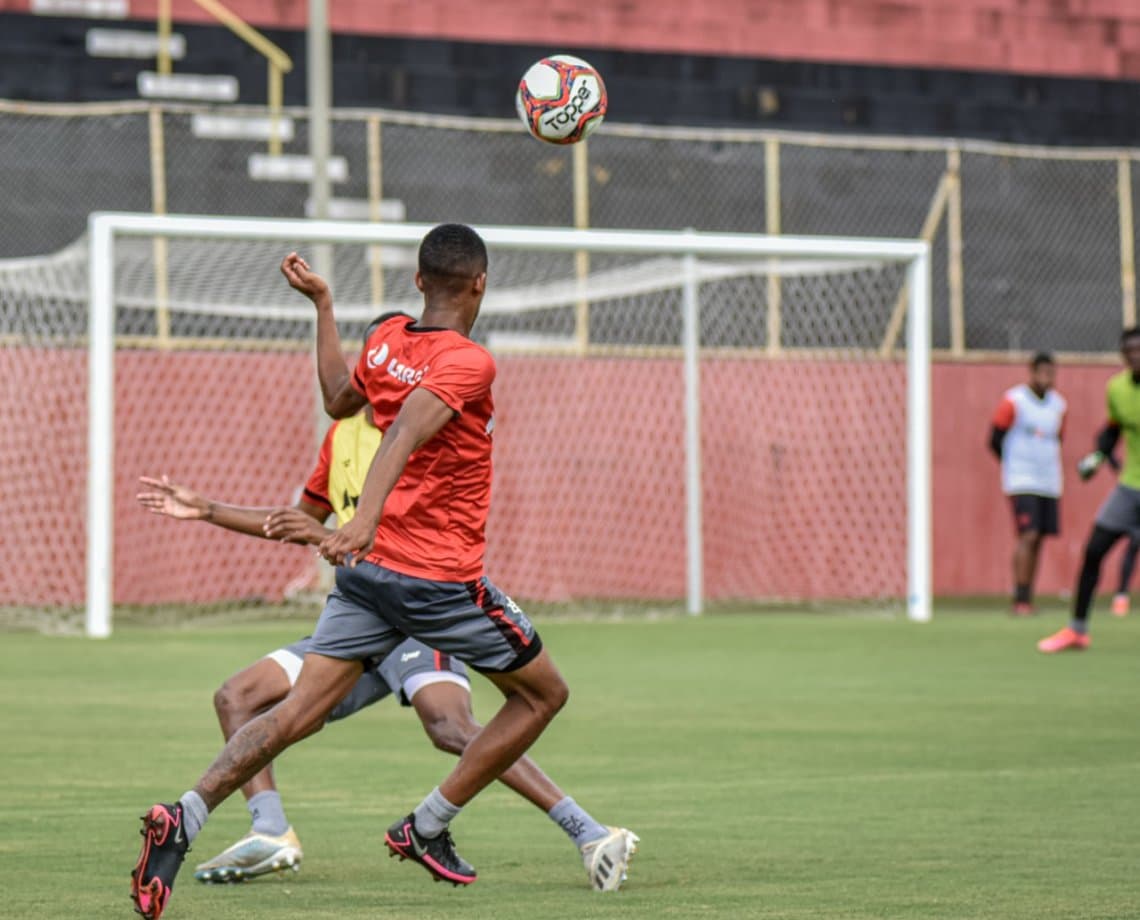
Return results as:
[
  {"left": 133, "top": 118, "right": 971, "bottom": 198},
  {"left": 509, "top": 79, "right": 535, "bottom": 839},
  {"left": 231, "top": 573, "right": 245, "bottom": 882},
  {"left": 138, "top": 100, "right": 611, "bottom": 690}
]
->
[
  {"left": 7, "top": 0, "right": 1140, "bottom": 80},
  {"left": 0, "top": 350, "right": 1120, "bottom": 607},
  {"left": 3, "top": 7, "right": 1140, "bottom": 144}
]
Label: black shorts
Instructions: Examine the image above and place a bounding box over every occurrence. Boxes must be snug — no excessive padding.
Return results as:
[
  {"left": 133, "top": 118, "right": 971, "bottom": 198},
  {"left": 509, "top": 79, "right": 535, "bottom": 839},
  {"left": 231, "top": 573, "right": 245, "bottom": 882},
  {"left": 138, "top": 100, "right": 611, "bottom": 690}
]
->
[{"left": 1010, "top": 494, "right": 1059, "bottom": 536}]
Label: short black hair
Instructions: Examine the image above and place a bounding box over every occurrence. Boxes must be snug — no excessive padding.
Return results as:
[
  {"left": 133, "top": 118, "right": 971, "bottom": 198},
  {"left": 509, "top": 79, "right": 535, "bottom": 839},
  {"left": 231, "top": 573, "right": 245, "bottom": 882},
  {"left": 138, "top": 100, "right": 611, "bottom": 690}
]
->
[
  {"left": 417, "top": 223, "right": 488, "bottom": 291},
  {"left": 364, "top": 310, "right": 411, "bottom": 344},
  {"left": 1030, "top": 351, "right": 1054, "bottom": 370},
  {"left": 1123, "top": 326, "right": 1140, "bottom": 346}
]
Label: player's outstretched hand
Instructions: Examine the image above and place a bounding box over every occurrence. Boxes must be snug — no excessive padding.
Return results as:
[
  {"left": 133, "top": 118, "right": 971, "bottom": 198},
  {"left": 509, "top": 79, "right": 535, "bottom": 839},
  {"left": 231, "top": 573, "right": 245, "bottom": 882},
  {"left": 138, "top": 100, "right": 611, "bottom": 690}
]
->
[
  {"left": 318, "top": 517, "right": 376, "bottom": 567},
  {"left": 1077, "top": 451, "right": 1105, "bottom": 482},
  {"left": 280, "top": 252, "right": 330, "bottom": 305},
  {"left": 137, "top": 475, "right": 209, "bottom": 520},
  {"left": 264, "top": 507, "right": 330, "bottom": 545}
]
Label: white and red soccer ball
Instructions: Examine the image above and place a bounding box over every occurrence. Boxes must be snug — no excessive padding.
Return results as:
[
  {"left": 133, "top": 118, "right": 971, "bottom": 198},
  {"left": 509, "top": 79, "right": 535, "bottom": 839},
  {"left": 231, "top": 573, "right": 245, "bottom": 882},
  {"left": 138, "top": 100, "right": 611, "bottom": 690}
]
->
[{"left": 515, "top": 54, "right": 608, "bottom": 145}]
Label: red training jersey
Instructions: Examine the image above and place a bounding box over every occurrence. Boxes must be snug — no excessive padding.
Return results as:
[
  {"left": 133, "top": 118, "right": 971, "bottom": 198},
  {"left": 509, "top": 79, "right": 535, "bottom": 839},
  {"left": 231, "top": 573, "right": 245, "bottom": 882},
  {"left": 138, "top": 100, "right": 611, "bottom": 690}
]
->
[{"left": 350, "top": 315, "right": 496, "bottom": 581}]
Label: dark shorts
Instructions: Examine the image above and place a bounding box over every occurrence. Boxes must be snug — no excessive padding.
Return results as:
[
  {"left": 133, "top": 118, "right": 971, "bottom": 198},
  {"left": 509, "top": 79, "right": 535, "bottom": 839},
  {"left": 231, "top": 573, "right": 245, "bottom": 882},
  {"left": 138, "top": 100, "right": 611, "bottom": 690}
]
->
[
  {"left": 1094, "top": 484, "right": 1140, "bottom": 534},
  {"left": 272, "top": 636, "right": 470, "bottom": 720},
  {"left": 1010, "top": 494, "right": 1060, "bottom": 536},
  {"left": 308, "top": 561, "right": 543, "bottom": 674}
]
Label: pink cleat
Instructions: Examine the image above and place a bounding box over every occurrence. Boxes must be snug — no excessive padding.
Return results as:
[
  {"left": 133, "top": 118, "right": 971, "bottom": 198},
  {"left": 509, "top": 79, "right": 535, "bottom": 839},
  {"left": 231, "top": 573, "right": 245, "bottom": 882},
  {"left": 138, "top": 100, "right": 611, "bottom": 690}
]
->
[
  {"left": 1011, "top": 602, "right": 1035, "bottom": 617},
  {"left": 1111, "top": 594, "right": 1130, "bottom": 617},
  {"left": 1036, "top": 627, "right": 1090, "bottom": 654}
]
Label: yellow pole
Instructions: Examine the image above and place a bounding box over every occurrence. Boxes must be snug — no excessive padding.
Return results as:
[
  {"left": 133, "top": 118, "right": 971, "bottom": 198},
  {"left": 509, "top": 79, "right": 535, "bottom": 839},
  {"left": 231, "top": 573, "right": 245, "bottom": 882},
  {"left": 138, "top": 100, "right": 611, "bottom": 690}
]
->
[
  {"left": 148, "top": 106, "right": 171, "bottom": 349},
  {"left": 947, "top": 147, "right": 965, "bottom": 355},
  {"left": 157, "top": 0, "right": 172, "bottom": 75},
  {"left": 267, "top": 62, "right": 283, "bottom": 156},
  {"left": 367, "top": 115, "right": 385, "bottom": 307},
  {"left": 880, "top": 173, "right": 951, "bottom": 356},
  {"left": 765, "top": 138, "right": 782, "bottom": 355},
  {"left": 1119, "top": 157, "right": 1136, "bottom": 328},
  {"left": 573, "top": 140, "right": 590, "bottom": 352},
  {"left": 192, "top": 0, "right": 293, "bottom": 72}
]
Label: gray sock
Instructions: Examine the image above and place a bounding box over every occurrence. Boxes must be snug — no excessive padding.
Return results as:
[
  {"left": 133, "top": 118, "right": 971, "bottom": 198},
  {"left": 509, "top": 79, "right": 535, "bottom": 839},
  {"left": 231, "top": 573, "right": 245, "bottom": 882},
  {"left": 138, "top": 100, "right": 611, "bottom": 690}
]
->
[
  {"left": 178, "top": 790, "right": 209, "bottom": 844},
  {"left": 248, "top": 790, "right": 289, "bottom": 836},
  {"left": 1070, "top": 619, "right": 1089, "bottom": 635},
  {"left": 548, "top": 796, "right": 608, "bottom": 848},
  {"left": 413, "top": 787, "right": 462, "bottom": 839}
]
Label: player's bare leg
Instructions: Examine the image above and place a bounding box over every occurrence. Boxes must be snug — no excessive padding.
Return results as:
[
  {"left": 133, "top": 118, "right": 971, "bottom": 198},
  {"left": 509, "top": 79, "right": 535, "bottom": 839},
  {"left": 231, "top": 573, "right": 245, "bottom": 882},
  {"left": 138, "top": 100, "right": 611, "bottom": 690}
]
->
[
  {"left": 385, "top": 649, "right": 569, "bottom": 886},
  {"left": 436, "top": 649, "right": 569, "bottom": 805},
  {"left": 132, "top": 654, "right": 362, "bottom": 917},
  {"left": 193, "top": 654, "right": 362, "bottom": 807},
  {"left": 194, "top": 658, "right": 304, "bottom": 883},
  {"left": 1012, "top": 529, "right": 1042, "bottom": 615},
  {"left": 412, "top": 681, "right": 563, "bottom": 810},
  {"left": 212, "top": 659, "right": 291, "bottom": 798},
  {"left": 411, "top": 679, "right": 638, "bottom": 889}
]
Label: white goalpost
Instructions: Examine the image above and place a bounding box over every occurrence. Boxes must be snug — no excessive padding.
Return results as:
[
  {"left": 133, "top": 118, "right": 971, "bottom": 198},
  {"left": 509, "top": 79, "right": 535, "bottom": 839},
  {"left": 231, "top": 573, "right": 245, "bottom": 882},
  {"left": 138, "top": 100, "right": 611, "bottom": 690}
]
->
[{"left": 80, "top": 212, "right": 930, "bottom": 637}]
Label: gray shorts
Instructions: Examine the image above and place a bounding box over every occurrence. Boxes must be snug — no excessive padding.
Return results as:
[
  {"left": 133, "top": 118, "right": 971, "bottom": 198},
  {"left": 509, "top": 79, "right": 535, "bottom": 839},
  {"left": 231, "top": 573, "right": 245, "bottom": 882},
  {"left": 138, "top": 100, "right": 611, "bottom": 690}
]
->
[
  {"left": 1095, "top": 484, "right": 1140, "bottom": 534},
  {"left": 272, "top": 636, "right": 470, "bottom": 721},
  {"left": 308, "top": 562, "right": 542, "bottom": 674}
]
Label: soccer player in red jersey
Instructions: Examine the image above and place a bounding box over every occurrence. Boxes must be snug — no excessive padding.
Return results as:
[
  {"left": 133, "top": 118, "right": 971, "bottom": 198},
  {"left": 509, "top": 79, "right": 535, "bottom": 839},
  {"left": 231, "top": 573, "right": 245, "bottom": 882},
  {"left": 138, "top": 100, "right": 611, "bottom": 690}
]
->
[
  {"left": 130, "top": 226, "right": 619, "bottom": 919},
  {"left": 135, "top": 312, "right": 634, "bottom": 891}
]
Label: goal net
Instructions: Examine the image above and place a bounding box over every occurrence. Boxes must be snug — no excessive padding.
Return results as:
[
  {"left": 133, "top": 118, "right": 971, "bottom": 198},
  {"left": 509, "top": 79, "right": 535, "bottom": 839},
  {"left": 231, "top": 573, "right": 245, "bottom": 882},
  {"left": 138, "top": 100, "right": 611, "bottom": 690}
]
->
[{"left": 0, "top": 214, "right": 930, "bottom": 635}]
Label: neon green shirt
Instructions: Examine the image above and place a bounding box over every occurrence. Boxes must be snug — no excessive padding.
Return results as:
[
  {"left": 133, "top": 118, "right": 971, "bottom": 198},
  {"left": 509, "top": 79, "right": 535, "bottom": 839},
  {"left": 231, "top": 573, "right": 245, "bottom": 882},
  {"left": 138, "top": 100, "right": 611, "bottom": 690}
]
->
[{"left": 1106, "top": 371, "right": 1140, "bottom": 489}]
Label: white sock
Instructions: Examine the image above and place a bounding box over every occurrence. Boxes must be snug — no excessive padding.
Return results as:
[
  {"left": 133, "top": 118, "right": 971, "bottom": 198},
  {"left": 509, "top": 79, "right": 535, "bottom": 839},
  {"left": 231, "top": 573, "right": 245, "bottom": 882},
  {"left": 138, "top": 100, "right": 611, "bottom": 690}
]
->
[
  {"left": 548, "top": 796, "right": 608, "bottom": 848},
  {"left": 178, "top": 790, "right": 209, "bottom": 844},
  {"left": 413, "top": 787, "right": 462, "bottom": 838}
]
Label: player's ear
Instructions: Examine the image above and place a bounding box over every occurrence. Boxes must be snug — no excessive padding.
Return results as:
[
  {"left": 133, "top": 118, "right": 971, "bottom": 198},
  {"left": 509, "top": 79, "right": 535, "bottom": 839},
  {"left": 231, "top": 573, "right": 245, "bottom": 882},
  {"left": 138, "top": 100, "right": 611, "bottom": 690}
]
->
[
  {"left": 472, "top": 272, "right": 487, "bottom": 295},
  {"left": 414, "top": 271, "right": 426, "bottom": 293}
]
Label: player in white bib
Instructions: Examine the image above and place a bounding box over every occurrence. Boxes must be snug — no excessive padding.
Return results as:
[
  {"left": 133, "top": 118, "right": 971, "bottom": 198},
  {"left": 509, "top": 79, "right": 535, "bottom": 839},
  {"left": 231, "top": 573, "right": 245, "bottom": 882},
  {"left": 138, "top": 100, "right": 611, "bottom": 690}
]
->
[{"left": 989, "top": 353, "right": 1067, "bottom": 615}]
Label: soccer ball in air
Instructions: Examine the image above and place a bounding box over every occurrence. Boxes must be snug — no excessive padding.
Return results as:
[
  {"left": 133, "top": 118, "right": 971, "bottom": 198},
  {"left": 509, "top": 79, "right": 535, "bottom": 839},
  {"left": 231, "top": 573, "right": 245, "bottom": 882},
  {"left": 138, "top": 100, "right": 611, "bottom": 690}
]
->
[{"left": 515, "top": 55, "right": 607, "bottom": 145}]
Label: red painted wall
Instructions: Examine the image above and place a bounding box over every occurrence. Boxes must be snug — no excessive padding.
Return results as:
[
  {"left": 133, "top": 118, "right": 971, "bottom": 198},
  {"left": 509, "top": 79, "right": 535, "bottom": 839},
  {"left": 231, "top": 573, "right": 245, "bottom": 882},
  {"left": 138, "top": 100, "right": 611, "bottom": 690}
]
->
[
  {"left": 932, "top": 361, "right": 1120, "bottom": 599},
  {"left": 0, "top": 349, "right": 1123, "bottom": 609},
  {"left": 6, "top": 0, "right": 1140, "bottom": 80}
]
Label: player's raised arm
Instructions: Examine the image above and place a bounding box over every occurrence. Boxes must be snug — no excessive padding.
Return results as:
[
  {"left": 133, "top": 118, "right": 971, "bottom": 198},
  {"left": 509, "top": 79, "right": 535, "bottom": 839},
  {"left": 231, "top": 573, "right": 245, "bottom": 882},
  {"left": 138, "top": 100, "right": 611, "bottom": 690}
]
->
[
  {"left": 318, "top": 388, "right": 456, "bottom": 566},
  {"left": 281, "top": 252, "right": 366, "bottom": 419},
  {"left": 137, "top": 475, "right": 331, "bottom": 544}
]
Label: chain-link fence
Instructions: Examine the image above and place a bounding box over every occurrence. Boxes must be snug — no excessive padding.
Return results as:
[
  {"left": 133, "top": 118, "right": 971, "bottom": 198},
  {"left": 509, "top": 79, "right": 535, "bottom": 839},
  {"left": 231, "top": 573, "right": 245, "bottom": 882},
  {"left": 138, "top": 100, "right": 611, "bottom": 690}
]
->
[{"left": 1, "top": 98, "right": 1137, "bottom": 356}]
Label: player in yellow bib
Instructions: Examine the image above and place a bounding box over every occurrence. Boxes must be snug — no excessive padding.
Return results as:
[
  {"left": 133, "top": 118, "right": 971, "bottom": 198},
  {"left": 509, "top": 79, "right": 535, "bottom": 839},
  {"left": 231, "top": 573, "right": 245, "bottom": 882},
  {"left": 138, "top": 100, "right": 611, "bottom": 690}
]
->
[
  {"left": 1039, "top": 327, "right": 1140, "bottom": 652},
  {"left": 136, "top": 313, "right": 637, "bottom": 892}
]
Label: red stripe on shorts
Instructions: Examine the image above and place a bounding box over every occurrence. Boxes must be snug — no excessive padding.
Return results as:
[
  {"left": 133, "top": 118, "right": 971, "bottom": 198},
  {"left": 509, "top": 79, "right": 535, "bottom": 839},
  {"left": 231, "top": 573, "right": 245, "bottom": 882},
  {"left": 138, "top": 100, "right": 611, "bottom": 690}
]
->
[{"left": 466, "top": 580, "right": 530, "bottom": 655}]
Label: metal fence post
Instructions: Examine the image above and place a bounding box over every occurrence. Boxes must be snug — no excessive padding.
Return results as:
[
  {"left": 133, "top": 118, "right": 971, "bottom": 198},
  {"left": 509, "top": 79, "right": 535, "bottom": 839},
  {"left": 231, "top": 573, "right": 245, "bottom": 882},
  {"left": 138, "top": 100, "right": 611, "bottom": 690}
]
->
[
  {"left": 573, "top": 140, "right": 590, "bottom": 351},
  {"left": 947, "top": 147, "right": 965, "bottom": 355},
  {"left": 765, "top": 138, "right": 782, "bottom": 354},
  {"left": 148, "top": 105, "right": 171, "bottom": 349},
  {"left": 367, "top": 114, "right": 384, "bottom": 306},
  {"left": 1119, "top": 157, "right": 1136, "bottom": 328}
]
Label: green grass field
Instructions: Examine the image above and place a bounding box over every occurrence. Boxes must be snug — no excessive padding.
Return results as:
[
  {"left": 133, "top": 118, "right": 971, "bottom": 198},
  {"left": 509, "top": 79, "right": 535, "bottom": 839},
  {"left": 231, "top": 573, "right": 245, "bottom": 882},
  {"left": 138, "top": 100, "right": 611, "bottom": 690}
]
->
[{"left": 3, "top": 609, "right": 1139, "bottom": 919}]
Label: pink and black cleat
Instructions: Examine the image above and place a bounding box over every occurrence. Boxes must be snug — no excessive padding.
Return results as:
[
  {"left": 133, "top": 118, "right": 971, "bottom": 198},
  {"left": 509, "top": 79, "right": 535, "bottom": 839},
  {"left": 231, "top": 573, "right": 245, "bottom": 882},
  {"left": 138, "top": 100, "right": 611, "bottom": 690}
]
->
[
  {"left": 384, "top": 814, "right": 476, "bottom": 887},
  {"left": 131, "top": 803, "right": 189, "bottom": 919}
]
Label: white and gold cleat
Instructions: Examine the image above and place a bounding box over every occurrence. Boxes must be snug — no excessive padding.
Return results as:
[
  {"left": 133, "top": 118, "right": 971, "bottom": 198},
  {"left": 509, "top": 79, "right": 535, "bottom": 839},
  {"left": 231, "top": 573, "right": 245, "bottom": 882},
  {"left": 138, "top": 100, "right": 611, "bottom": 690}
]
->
[
  {"left": 193, "top": 827, "right": 303, "bottom": 883},
  {"left": 580, "top": 826, "right": 639, "bottom": 892}
]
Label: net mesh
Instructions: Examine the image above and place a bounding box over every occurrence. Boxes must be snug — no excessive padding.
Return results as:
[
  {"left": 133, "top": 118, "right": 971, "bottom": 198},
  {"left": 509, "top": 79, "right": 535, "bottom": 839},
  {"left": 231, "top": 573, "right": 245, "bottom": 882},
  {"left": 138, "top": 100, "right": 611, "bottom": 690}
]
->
[{"left": 0, "top": 228, "right": 911, "bottom": 629}]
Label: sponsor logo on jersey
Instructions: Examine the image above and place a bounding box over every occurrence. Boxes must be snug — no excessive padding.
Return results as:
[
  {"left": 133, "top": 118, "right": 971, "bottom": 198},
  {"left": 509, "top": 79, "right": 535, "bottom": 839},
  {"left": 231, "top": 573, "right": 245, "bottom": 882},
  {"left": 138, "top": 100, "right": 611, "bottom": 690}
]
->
[
  {"left": 366, "top": 340, "right": 430, "bottom": 385},
  {"left": 386, "top": 357, "right": 429, "bottom": 386},
  {"left": 367, "top": 341, "right": 390, "bottom": 368},
  {"left": 400, "top": 649, "right": 421, "bottom": 662}
]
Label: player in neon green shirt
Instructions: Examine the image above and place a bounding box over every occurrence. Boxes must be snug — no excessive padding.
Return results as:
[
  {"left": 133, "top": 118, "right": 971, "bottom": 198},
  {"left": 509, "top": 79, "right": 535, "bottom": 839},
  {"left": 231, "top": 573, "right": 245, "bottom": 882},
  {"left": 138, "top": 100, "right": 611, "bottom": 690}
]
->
[{"left": 1039, "top": 327, "right": 1140, "bottom": 652}]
